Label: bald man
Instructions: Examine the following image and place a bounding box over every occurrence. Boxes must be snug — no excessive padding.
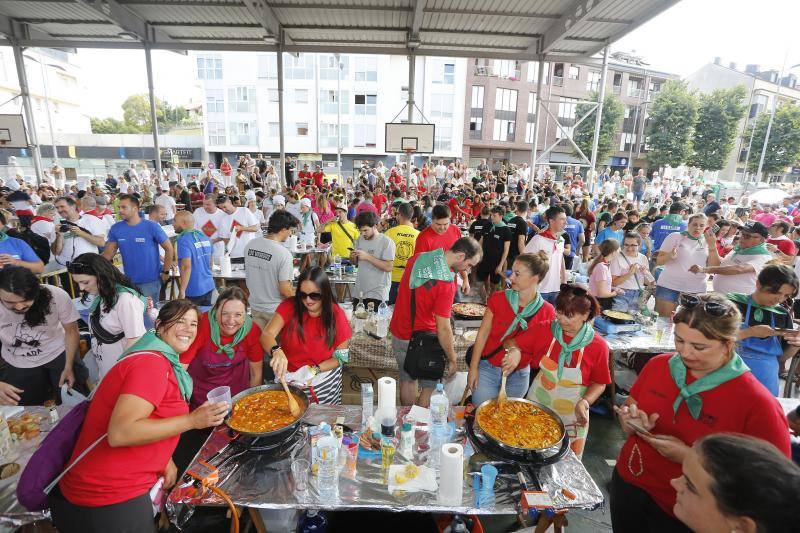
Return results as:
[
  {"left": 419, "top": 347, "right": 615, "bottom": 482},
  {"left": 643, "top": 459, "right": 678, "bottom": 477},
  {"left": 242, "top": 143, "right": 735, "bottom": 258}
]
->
[{"left": 174, "top": 210, "right": 215, "bottom": 305}]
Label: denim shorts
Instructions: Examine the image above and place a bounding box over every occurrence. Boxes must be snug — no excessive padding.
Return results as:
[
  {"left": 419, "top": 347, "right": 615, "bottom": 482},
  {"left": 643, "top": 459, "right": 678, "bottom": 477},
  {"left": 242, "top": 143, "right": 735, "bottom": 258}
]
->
[
  {"left": 654, "top": 284, "right": 681, "bottom": 304},
  {"left": 613, "top": 289, "right": 642, "bottom": 312},
  {"left": 472, "top": 359, "right": 530, "bottom": 407}
]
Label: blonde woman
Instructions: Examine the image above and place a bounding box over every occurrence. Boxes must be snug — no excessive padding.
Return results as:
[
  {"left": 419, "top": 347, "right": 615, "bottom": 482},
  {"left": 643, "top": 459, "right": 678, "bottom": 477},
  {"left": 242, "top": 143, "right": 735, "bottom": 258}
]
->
[{"left": 654, "top": 213, "right": 709, "bottom": 317}]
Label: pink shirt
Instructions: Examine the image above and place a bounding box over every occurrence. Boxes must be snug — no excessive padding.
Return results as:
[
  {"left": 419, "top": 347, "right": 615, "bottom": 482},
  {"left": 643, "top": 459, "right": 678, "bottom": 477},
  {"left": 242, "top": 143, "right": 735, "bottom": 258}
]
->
[
  {"left": 588, "top": 262, "right": 612, "bottom": 298},
  {"left": 754, "top": 212, "right": 777, "bottom": 227}
]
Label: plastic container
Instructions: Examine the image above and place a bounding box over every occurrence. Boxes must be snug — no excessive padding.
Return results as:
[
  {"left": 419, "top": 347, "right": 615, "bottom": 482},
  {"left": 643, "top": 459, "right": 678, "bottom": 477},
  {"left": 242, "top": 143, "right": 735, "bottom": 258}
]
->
[
  {"left": 316, "top": 427, "right": 339, "bottom": 499},
  {"left": 207, "top": 386, "right": 231, "bottom": 412},
  {"left": 430, "top": 383, "right": 449, "bottom": 436},
  {"left": 299, "top": 510, "right": 328, "bottom": 533},
  {"left": 361, "top": 382, "right": 373, "bottom": 431}
]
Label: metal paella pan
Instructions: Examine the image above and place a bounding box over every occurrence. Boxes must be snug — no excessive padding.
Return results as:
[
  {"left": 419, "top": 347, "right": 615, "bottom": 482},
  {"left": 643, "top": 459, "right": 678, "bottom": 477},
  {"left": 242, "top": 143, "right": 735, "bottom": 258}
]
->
[{"left": 224, "top": 383, "right": 309, "bottom": 438}]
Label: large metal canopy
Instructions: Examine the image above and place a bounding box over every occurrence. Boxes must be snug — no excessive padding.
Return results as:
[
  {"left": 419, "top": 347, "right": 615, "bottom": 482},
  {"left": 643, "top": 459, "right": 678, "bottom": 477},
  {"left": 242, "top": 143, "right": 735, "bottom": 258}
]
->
[{"left": 0, "top": 0, "right": 681, "bottom": 62}]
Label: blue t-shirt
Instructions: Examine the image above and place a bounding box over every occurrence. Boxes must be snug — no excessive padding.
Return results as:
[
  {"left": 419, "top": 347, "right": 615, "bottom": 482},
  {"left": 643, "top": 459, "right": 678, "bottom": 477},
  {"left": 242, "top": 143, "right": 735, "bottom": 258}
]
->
[
  {"left": 640, "top": 236, "right": 652, "bottom": 256},
  {"left": 651, "top": 217, "right": 687, "bottom": 251},
  {"left": 595, "top": 227, "right": 624, "bottom": 245},
  {"left": 107, "top": 219, "right": 168, "bottom": 284},
  {"left": 529, "top": 213, "right": 547, "bottom": 230},
  {"left": 563, "top": 217, "right": 584, "bottom": 258},
  {"left": 0, "top": 237, "right": 40, "bottom": 264},
  {"left": 177, "top": 232, "right": 215, "bottom": 297}
]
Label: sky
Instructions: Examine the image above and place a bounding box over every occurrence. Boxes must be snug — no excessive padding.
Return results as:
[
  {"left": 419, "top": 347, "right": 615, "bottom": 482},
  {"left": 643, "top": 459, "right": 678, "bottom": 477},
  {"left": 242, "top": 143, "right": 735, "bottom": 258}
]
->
[{"left": 75, "top": 0, "right": 800, "bottom": 120}]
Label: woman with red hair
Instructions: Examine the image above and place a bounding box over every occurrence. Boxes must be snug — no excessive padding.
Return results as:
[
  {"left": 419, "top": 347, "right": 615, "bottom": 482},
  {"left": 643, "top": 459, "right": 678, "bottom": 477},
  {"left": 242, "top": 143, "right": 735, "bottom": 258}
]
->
[{"left": 503, "top": 284, "right": 611, "bottom": 459}]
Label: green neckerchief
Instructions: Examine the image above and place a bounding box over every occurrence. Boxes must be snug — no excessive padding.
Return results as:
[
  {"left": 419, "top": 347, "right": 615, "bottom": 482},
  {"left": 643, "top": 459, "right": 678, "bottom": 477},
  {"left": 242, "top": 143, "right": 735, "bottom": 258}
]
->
[
  {"left": 663, "top": 214, "right": 683, "bottom": 226},
  {"left": 680, "top": 230, "right": 701, "bottom": 241},
  {"left": 501, "top": 290, "right": 544, "bottom": 342},
  {"left": 301, "top": 210, "right": 311, "bottom": 227},
  {"left": 122, "top": 330, "right": 193, "bottom": 402},
  {"left": 733, "top": 242, "right": 770, "bottom": 256},
  {"left": 502, "top": 212, "right": 514, "bottom": 223},
  {"left": 89, "top": 283, "right": 147, "bottom": 313},
  {"left": 668, "top": 352, "right": 749, "bottom": 420},
  {"left": 208, "top": 308, "right": 252, "bottom": 360},
  {"left": 727, "top": 292, "right": 787, "bottom": 323},
  {"left": 0, "top": 230, "right": 7, "bottom": 242},
  {"left": 409, "top": 248, "right": 454, "bottom": 289},
  {"left": 178, "top": 228, "right": 205, "bottom": 243},
  {"left": 551, "top": 320, "right": 595, "bottom": 379},
  {"left": 491, "top": 220, "right": 507, "bottom": 230}
]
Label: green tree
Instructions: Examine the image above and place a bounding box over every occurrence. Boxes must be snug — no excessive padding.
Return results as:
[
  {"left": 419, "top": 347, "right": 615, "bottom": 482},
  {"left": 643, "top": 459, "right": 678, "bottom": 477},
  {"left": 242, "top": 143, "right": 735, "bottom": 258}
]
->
[
  {"left": 89, "top": 93, "right": 195, "bottom": 134},
  {"left": 747, "top": 103, "right": 800, "bottom": 177},
  {"left": 689, "top": 85, "right": 747, "bottom": 171},
  {"left": 89, "top": 117, "right": 138, "bottom": 134},
  {"left": 122, "top": 94, "right": 164, "bottom": 132},
  {"left": 573, "top": 91, "right": 624, "bottom": 167},
  {"left": 646, "top": 80, "right": 698, "bottom": 169}
]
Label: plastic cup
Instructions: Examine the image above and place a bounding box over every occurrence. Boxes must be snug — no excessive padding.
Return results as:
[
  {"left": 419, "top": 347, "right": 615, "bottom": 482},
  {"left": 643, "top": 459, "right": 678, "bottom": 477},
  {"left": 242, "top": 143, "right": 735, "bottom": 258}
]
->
[
  {"left": 291, "top": 459, "right": 309, "bottom": 492},
  {"left": 207, "top": 386, "right": 231, "bottom": 413}
]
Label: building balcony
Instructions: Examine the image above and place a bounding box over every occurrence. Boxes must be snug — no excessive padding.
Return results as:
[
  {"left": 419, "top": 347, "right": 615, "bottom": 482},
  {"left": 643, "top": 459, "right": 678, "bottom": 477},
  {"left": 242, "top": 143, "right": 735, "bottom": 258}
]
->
[
  {"left": 612, "top": 85, "right": 621, "bottom": 95},
  {"left": 627, "top": 88, "right": 646, "bottom": 99},
  {"left": 553, "top": 76, "right": 564, "bottom": 87},
  {"left": 473, "top": 65, "right": 521, "bottom": 80}
]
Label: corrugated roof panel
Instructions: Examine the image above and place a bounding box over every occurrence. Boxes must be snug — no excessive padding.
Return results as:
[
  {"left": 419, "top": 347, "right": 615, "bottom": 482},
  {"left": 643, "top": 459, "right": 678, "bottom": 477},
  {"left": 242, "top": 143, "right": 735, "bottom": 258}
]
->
[
  {"left": 128, "top": 5, "right": 253, "bottom": 25},
  {"left": 422, "top": 12, "right": 548, "bottom": 36},
  {"left": 280, "top": 8, "right": 406, "bottom": 28},
  {"left": 278, "top": 0, "right": 411, "bottom": 7},
  {"left": 0, "top": 1, "right": 103, "bottom": 21},
  {"left": 166, "top": 26, "right": 267, "bottom": 40},
  {"left": 590, "top": 0, "right": 648, "bottom": 21},
  {"left": 36, "top": 22, "right": 124, "bottom": 38},
  {"left": 286, "top": 29, "right": 407, "bottom": 42}
]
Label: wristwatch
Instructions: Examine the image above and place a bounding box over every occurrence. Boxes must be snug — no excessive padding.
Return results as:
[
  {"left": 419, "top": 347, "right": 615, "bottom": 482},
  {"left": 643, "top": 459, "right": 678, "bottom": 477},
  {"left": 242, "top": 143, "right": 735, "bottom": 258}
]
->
[
  {"left": 269, "top": 344, "right": 282, "bottom": 355},
  {"left": 310, "top": 364, "right": 321, "bottom": 376}
]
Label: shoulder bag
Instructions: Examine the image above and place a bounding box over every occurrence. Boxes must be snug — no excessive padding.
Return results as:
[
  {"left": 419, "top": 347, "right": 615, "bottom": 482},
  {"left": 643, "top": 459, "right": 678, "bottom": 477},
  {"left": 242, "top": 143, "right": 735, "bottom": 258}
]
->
[{"left": 403, "top": 283, "right": 447, "bottom": 381}]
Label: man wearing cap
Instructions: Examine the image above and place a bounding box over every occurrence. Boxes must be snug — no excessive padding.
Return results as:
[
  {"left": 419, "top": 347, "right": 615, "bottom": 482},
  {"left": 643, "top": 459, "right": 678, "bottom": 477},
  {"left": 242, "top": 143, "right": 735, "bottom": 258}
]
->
[
  {"left": 323, "top": 203, "right": 358, "bottom": 260},
  {"left": 695, "top": 221, "right": 774, "bottom": 295},
  {"left": 218, "top": 194, "right": 260, "bottom": 259},
  {"left": 193, "top": 194, "right": 227, "bottom": 263},
  {"left": 297, "top": 197, "right": 319, "bottom": 249}
]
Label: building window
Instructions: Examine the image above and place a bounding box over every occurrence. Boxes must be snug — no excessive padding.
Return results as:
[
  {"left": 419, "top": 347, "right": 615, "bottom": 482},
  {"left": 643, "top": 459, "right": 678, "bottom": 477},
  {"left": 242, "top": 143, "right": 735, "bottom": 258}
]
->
[
  {"left": 493, "top": 119, "right": 515, "bottom": 142},
  {"left": 568, "top": 65, "right": 580, "bottom": 80},
  {"left": 649, "top": 80, "right": 662, "bottom": 99},
  {"left": 355, "top": 56, "right": 378, "bottom": 82},
  {"left": 196, "top": 55, "right": 222, "bottom": 80},
  {"left": 229, "top": 121, "right": 257, "bottom": 145},
  {"left": 354, "top": 93, "right": 377, "bottom": 115},
  {"left": 553, "top": 63, "right": 564, "bottom": 86},
  {"left": 207, "top": 122, "right": 226, "bottom": 145},
  {"left": 495, "top": 88, "right": 518, "bottom": 112},
  {"left": 469, "top": 117, "right": 483, "bottom": 139},
  {"left": 228, "top": 86, "right": 256, "bottom": 112},
  {"left": 320, "top": 90, "right": 349, "bottom": 114},
  {"left": 433, "top": 62, "right": 456, "bottom": 84},
  {"left": 493, "top": 60, "right": 521, "bottom": 79},
  {"left": 320, "top": 54, "right": 349, "bottom": 80},
  {"left": 627, "top": 76, "right": 645, "bottom": 99},
  {"left": 295, "top": 89, "right": 308, "bottom": 103},
  {"left": 257, "top": 54, "right": 277, "bottom": 79},
  {"left": 526, "top": 61, "right": 550, "bottom": 84},
  {"left": 430, "top": 94, "right": 454, "bottom": 118},
  {"left": 205, "top": 89, "right": 224, "bottom": 113},
  {"left": 587, "top": 70, "right": 601, "bottom": 92},
  {"left": 612, "top": 72, "right": 622, "bottom": 94},
  {"left": 471, "top": 86, "right": 484, "bottom": 109},
  {"left": 557, "top": 97, "right": 578, "bottom": 121},
  {"left": 284, "top": 53, "right": 314, "bottom": 80},
  {"left": 320, "top": 123, "right": 349, "bottom": 149},
  {"left": 435, "top": 124, "right": 452, "bottom": 151},
  {"left": 353, "top": 124, "right": 377, "bottom": 148},
  {"left": 267, "top": 89, "right": 279, "bottom": 102},
  {"left": 296, "top": 122, "right": 309, "bottom": 136},
  {"left": 619, "top": 132, "right": 636, "bottom": 151},
  {"left": 268, "top": 122, "right": 279, "bottom": 137}
]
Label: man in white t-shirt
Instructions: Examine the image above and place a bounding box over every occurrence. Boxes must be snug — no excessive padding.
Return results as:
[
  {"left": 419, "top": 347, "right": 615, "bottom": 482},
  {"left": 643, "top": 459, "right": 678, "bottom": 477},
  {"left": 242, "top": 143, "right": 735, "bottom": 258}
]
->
[
  {"left": 31, "top": 203, "right": 57, "bottom": 245},
  {"left": 52, "top": 196, "right": 107, "bottom": 267},
  {"left": 524, "top": 205, "right": 567, "bottom": 304},
  {"left": 154, "top": 189, "right": 177, "bottom": 224},
  {"left": 218, "top": 194, "right": 259, "bottom": 259},
  {"left": 698, "top": 221, "right": 773, "bottom": 295},
  {"left": 193, "top": 194, "right": 227, "bottom": 262},
  {"left": 140, "top": 165, "right": 151, "bottom": 186}
]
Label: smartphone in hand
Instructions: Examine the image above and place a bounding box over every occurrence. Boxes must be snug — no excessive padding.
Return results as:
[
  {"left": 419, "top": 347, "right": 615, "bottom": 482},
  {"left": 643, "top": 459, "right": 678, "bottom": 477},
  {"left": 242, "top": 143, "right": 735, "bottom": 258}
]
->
[{"left": 626, "top": 420, "right": 655, "bottom": 438}]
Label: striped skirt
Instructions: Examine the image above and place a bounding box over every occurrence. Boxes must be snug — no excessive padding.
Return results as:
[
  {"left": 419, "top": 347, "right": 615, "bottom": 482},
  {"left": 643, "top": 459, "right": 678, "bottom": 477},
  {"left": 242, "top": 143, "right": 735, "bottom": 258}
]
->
[{"left": 306, "top": 365, "right": 342, "bottom": 405}]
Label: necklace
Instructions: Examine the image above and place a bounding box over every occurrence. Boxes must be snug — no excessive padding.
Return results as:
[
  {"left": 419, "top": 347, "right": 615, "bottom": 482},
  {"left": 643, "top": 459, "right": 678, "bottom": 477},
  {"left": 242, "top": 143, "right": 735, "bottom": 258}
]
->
[{"left": 627, "top": 442, "right": 644, "bottom": 477}]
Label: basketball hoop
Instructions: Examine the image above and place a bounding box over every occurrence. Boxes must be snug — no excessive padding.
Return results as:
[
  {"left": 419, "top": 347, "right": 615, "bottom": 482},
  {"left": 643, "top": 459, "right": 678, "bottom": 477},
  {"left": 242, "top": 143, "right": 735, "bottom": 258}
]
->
[{"left": 0, "top": 140, "right": 7, "bottom": 148}]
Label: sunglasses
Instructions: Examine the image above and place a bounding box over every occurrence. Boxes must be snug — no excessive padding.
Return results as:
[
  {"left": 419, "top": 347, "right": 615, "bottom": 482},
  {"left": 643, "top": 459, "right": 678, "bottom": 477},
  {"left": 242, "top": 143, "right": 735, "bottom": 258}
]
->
[
  {"left": 678, "top": 294, "right": 729, "bottom": 317},
  {"left": 299, "top": 291, "right": 323, "bottom": 302},
  {"left": 216, "top": 194, "right": 229, "bottom": 204}
]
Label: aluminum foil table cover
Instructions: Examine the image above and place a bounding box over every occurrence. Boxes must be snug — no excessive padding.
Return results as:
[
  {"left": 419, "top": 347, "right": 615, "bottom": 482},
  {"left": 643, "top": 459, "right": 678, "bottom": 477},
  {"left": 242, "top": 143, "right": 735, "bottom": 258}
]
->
[
  {"left": 602, "top": 329, "right": 675, "bottom": 354},
  {"left": 167, "top": 405, "right": 603, "bottom": 527}
]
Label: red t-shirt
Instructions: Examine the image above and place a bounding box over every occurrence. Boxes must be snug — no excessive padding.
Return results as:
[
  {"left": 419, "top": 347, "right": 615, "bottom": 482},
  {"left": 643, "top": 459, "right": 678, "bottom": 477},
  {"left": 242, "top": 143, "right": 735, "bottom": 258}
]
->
[
  {"left": 180, "top": 312, "right": 263, "bottom": 365},
  {"left": 616, "top": 354, "right": 791, "bottom": 516},
  {"left": 275, "top": 300, "right": 352, "bottom": 371},
  {"left": 61, "top": 353, "right": 189, "bottom": 506},
  {"left": 447, "top": 198, "right": 461, "bottom": 220},
  {"left": 516, "top": 321, "right": 611, "bottom": 384},
  {"left": 356, "top": 202, "right": 379, "bottom": 216},
  {"left": 482, "top": 292, "right": 555, "bottom": 368},
  {"left": 373, "top": 194, "right": 387, "bottom": 214},
  {"left": 312, "top": 171, "right": 325, "bottom": 188},
  {"left": 389, "top": 253, "right": 456, "bottom": 340},
  {"left": 413, "top": 224, "right": 462, "bottom": 254},
  {"left": 767, "top": 237, "right": 797, "bottom": 256},
  {"left": 298, "top": 170, "right": 312, "bottom": 185}
]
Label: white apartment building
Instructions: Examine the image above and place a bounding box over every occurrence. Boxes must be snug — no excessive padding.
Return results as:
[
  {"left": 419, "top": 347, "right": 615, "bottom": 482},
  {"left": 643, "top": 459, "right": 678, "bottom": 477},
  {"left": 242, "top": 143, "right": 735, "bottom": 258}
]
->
[
  {"left": 194, "top": 52, "right": 466, "bottom": 173},
  {"left": 687, "top": 60, "right": 800, "bottom": 181}
]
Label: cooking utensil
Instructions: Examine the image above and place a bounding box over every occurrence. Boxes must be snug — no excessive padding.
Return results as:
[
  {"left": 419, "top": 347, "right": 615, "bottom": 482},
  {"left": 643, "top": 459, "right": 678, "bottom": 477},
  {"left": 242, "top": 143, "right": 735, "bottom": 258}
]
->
[
  {"left": 601, "top": 310, "right": 636, "bottom": 325},
  {"left": 451, "top": 303, "right": 487, "bottom": 321},
  {"left": 497, "top": 374, "right": 508, "bottom": 404},
  {"left": 470, "top": 397, "right": 567, "bottom": 454},
  {"left": 280, "top": 376, "right": 302, "bottom": 418},
  {"left": 225, "top": 383, "right": 309, "bottom": 438}
]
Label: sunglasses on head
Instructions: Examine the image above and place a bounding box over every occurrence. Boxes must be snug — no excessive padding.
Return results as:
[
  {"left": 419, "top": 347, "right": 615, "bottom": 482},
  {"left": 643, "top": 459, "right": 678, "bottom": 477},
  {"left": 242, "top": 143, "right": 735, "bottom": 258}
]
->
[
  {"left": 678, "top": 294, "right": 729, "bottom": 317},
  {"left": 299, "top": 291, "right": 323, "bottom": 302},
  {"left": 216, "top": 194, "right": 229, "bottom": 204}
]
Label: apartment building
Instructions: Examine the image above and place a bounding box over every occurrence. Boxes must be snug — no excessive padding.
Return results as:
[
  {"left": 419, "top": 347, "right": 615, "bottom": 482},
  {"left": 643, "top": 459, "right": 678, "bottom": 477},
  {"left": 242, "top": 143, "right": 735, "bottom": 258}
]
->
[
  {"left": 194, "top": 52, "right": 466, "bottom": 173},
  {"left": 687, "top": 59, "right": 800, "bottom": 180},
  {"left": 462, "top": 57, "right": 676, "bottom": 172}
]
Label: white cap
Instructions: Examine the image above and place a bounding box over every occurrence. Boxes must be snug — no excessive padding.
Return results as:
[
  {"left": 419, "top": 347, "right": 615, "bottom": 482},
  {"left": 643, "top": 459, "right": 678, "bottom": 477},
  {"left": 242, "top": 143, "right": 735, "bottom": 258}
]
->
[
  {"left": 273, "top": 194, "right": 286, "bottom": 205},
  {"left": 300, "top": 197, "right": 312, "bottom": 208},
  {"left": 245, "top": 190, "right": 256, "bottom": 201}
]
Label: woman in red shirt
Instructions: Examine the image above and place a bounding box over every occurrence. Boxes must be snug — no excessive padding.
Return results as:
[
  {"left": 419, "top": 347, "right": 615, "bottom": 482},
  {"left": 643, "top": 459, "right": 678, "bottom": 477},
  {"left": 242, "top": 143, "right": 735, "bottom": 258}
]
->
[
  {"left": 262, "top": 267, "right": 352, "bottom": 404},
  {"left": 610, "top": 293, "right": 791, "bottom": 533},
  {"left": 220, "top": 158, "right": 232, "bottom": 179},
  {"left": 51, "top": 300, "right": 228, "bottom": 533},
  {"left": 505, "top": 284, "right": 610, "bottom": 459},
  {"left": 179, "top": 287, "right": 263, "bottom": 410},
  {"left": 467, "top": 252, "right": 555, "bottom": 406}
]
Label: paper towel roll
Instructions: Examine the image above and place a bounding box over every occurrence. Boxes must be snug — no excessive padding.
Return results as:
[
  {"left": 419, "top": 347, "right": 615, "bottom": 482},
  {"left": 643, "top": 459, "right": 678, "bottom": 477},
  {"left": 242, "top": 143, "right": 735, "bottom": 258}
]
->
[
  {"left": 220, "top": 255, "right": 232, "bottom": 277},
  {"left": 377, "top": 377, "right": 396, "bottom": 422},
  {"left": 438, "top": 443, "right": 464, "bottom": 506}
]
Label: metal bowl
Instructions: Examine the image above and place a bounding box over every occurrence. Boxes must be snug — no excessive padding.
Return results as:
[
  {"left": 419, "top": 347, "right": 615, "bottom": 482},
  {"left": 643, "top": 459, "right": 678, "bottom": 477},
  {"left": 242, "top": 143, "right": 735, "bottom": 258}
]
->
[
  {"left": 472, "top": 397, "right": 566, "bottom": 454},
  {"left": 225, "top": 383, "right": 309, "bottom": 438}
]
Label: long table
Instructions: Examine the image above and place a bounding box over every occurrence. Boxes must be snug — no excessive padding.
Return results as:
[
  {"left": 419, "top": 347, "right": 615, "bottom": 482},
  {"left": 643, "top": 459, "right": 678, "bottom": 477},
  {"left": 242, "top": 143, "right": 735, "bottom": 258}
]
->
[{"left": 167, "top": 404, "right": 603, "bottom": 529}]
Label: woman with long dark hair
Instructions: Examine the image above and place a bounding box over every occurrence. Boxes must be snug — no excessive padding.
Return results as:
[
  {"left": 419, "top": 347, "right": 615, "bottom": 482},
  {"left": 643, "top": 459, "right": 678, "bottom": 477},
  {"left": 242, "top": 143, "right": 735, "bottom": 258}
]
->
[
  {"left": 0, "top": 265, "right": 86, "bottom": 405},
  {"left": 261, "top": 267, "right": 352, "bottom": 404},
  {"left": 51, "top": 300, "right": 228, "bottom": 533},
  {"left": 69, "top": 253, "right": 147, "bottom": 380}
]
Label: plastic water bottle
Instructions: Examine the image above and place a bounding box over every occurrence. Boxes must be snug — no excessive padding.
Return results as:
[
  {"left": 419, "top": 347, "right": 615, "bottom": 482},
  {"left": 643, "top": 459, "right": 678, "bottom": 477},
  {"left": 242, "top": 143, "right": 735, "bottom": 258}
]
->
[
  {"left": 376, "top": 301, "right": 389, "bottom": 338},
  {"left": 317, "top": 424, "right": 339, "bottom": 499},
  {"left": 299, "top": 510, "right": 328, "bottom": 533},
  {"left": 353, "top": 300, "right": 366, "bottom": 333},
  {"left": 428, "top": 427, "right": 444, "bottom": 470},
  {"left": 361, "top": 383, "right": 374, "bottom": 431},
  {"left": 430, "top": 383, "right": 449, "bottom": 436},
  {"left": 332, "top": 253, "right": 341, "bottom": 276}
]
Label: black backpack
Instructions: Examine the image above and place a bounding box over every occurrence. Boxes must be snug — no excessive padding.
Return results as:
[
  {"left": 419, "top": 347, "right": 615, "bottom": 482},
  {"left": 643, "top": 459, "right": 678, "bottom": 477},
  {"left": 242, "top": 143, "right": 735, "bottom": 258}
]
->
[{"left": 8, "top": 228, "right": 50, "bottom": 264}]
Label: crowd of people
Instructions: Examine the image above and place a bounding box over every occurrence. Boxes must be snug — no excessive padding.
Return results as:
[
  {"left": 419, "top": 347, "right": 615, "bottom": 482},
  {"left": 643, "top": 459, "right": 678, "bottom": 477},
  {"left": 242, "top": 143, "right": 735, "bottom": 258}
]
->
[{"left": 0, "top": 154, "right": 798, "bottom": 532}]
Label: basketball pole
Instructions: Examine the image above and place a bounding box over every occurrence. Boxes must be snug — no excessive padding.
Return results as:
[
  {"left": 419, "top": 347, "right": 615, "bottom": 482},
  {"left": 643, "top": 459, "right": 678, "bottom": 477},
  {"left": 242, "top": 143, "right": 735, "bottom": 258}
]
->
[
  {"left": 406, "top": 52, "right": 416, "bottom": 186},
  {"left": 11, "top": 41, "right": 44, "bottom": 186}
]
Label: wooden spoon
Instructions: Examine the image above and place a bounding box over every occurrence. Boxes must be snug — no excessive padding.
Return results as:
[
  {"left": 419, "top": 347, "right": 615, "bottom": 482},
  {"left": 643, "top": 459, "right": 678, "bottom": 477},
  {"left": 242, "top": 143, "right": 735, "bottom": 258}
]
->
[
  {"left": 280, "top": 376, "right": 302, "bottom": 418},
  {"left": 497, "top": 373, "right": 508, "bottom": 404}
]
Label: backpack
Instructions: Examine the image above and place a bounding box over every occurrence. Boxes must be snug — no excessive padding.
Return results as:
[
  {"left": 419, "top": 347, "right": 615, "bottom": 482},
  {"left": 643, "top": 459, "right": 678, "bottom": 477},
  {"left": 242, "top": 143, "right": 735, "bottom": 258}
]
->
[{"left": 8, "top": 228, "right": 50, "bottom": 264}]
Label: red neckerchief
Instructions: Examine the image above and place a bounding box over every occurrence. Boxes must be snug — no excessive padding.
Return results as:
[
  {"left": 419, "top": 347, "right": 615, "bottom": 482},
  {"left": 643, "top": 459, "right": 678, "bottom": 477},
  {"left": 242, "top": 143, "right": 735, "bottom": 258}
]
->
[
  {"left": 84, "top": 209, "right": 104, "bottom": 219},
  {"left": 32, "top": 216, "right": 53, "bottom": 223},
  {"left": 539, "top": 230, "right": 558, "bottom": 241}
]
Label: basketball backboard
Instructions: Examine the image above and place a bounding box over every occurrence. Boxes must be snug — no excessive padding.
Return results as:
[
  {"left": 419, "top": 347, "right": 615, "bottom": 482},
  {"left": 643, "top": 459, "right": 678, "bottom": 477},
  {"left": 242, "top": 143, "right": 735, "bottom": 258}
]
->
[
  {"left": 385, "top": 123, "right": 435, "bottom": 154},
  {"left": 0, "top": 115, "right": 28, "bottom": 149}
]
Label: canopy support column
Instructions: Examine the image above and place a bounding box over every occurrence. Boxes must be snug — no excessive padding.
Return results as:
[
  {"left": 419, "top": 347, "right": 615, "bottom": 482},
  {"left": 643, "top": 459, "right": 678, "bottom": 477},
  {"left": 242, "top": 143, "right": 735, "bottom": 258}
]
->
[
  {"left": 144, "top": 44, "right": 162, "bottom": 183},
  {"left": 278, "top": 46, "right": 286, "bottom": 187},
  {"left": 589, "top": 45, "right": 609, "bottom": 194},
  {"left": 530, "top": 59, "right": 545, "bottom": 177},
  {"left": 406, "top": 52, "right": 416, "bottom": 183},
  {"left": 11, "top": 41, "right": 43, "bottom": 185}
]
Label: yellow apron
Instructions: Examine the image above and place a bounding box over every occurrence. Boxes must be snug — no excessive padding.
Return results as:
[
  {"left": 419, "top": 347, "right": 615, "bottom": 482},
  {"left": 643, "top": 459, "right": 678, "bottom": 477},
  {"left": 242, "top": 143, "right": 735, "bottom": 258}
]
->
[{"left": 527, "top": 337, "right": 589, "bottom": 459}]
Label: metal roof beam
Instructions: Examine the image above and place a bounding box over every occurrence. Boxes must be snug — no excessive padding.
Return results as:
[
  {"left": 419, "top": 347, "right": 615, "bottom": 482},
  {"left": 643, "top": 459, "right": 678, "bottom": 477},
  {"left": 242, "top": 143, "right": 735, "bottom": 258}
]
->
[
  {"left": 283, "top": 24, "right": 537, "bottom": 39},
  {"left": 241, "top": 0, "right": 291, "bottom": 44},
  {"left": 0, "top": 14, "right": 59, "bottom": 42},
  {"left": 150, "top": 22, "right": 262, "bottom": 29},
  {"left": 423, "top": 8, "right": 560, "bottom": 19},
  {"left": 539, "top": 0, "right": 614, "bottom": 55},
  {"left": 73, "top": 0, "right": 176, "bottom": 43},
  {"left": 269, "top": 3, "right": 410, "bottom": 11},
  {"left": 119, "top": 0, "right": 245, "bottom": 5},
  {"left": 410, "top": 0, "right": 426, "bottom": 38}
]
